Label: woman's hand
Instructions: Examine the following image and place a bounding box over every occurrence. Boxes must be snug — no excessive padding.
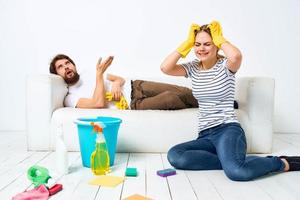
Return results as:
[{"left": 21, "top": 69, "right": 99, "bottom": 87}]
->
[
  {"left": 209, "top": 21, "right": 242, "bottom": 72},
  {"left": 176, "top": 24, "right": 200, "bottom": 58},
  {"left": 208, "top": 21, "right": 228, "bottom": 48}
]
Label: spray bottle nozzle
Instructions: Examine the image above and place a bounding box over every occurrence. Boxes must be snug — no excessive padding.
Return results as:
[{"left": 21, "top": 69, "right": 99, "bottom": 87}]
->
[{"left": 91, "top": 122, "right": 103, "bottom": 133}]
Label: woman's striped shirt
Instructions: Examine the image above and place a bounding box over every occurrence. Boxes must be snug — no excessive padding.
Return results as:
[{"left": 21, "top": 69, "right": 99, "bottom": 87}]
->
[{"left": 181, "top": 58, "right": 238, "bottom": 133}]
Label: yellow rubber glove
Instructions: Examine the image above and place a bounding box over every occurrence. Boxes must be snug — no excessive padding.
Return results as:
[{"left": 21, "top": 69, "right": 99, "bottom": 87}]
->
[
  {"left": 208, "top": 21, "right": 228, "bottom": 48},
  {"left": 176, "top": 24, "right": 200, "bottom": 58},
  {"left": 105, "top": 92, "right": 113, "bottom": 101},
  {"left": 115, "top": 96, "right": 129, "bottom": 110},
  {"left": 106, "top": 92, "right": 129, "bottom": 110}
]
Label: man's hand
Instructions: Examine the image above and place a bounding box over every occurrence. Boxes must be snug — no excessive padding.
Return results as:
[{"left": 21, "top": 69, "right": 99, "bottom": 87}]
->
[
  {"left": 96, "top": 56, "right": 114, "bottom": 76},
  {"left": 111, "top": 81, "right": 122, "bottom": 101}
]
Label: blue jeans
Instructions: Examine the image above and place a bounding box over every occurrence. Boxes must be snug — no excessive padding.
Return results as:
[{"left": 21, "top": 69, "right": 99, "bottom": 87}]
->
[{"left": 167, "top": 122, "right": 285, "bottom": 181}]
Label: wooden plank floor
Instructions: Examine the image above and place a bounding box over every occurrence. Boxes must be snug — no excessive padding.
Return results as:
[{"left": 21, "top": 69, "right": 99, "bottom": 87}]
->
[{"left": 1, "top": 132, "right": 300, "bottom": 200}]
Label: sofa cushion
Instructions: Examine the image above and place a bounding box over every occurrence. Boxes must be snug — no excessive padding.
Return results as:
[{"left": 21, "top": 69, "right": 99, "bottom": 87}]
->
[{"left": 51, "top": 107, "right": 253, "bottom": 153}]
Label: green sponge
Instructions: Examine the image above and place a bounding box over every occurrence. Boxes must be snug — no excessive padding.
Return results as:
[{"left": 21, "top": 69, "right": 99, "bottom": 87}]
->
[{"left": 125, "top": 167, "right": 138, "bottom": 177}]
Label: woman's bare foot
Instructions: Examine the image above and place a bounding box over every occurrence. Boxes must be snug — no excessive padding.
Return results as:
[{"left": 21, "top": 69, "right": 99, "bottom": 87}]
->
[{"left": 281, "top": 158, "right": 290, "bottom": 171}]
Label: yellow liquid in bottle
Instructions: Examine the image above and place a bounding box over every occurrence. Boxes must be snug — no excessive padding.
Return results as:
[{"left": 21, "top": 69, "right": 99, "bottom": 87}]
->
[{"left": 91, "top": 141, "right": 110, "bottom": 175}]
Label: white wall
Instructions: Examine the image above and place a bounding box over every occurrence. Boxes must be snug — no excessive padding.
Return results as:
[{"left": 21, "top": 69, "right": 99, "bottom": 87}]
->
[{"left": 0, "top": 0, "right": 299, "bottom": 133}]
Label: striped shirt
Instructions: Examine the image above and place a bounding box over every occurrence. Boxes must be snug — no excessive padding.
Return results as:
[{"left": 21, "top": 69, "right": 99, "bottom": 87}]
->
[{"left": 181, "top": 58, "right": 238, "bottom": 133}]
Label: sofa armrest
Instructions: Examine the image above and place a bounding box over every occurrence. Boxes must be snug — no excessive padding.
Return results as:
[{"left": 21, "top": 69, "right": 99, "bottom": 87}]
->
[
  {"left": 236, "top": 77, "right": 275, "bottom": 153},
  {"left": 247, "top": 77, "right": 275, "bottom": 123},
  {"left": 26, "top": 74, "right": 68, "bottom": 150}
]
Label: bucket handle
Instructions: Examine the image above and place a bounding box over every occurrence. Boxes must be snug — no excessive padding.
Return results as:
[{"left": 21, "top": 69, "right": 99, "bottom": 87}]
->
[{"left": 73, "top": 120, "right": 106, "bottom": 128}]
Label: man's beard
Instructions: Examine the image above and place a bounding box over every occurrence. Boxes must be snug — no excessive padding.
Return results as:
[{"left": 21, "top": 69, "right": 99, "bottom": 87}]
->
[{"left": 65, "top": 72, "right": 80, "bottom": 85}]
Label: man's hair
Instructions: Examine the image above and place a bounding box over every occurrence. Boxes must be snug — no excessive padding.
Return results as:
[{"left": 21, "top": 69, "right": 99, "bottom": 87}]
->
[{"left": 49, "top": 54, "right": 75, "bottom": 74}]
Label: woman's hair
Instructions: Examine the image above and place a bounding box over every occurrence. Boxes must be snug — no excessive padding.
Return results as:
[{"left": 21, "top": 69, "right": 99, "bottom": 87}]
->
[
  {"left": 49, "top": 54, "right": 75, "bottom": 74},
  {"left": 195, "top": 24, "right": 212, "bottom": 37}
]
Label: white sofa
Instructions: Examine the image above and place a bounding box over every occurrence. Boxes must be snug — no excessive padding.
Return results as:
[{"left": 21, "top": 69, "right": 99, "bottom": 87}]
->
[{"left": 26, "top": 74, "right": 275, "bottom": 154}]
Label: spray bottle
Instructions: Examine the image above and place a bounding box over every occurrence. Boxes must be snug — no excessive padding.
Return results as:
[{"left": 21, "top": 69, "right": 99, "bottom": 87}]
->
[{"left": 90, "top": 122, "right": 110, "bottom": 175}]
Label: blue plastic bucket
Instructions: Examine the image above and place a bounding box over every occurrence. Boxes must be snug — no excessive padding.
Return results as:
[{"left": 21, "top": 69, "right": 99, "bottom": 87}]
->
[{"left": 74, "top": 116, "right": 122, "bottom": 167}]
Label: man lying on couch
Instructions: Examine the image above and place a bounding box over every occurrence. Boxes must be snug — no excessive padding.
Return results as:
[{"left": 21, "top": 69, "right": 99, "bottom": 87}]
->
[{"left": 49, "top": 54, "right": 199, "bottom": 110}]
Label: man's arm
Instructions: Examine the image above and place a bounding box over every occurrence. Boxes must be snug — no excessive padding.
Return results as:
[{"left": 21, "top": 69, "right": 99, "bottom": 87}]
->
[
  {"left": 107, "top": 73, "right": 125, "bottom": 86},
  {"left": 76, "top": 56, "right": 114, "bottom": 108}
]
